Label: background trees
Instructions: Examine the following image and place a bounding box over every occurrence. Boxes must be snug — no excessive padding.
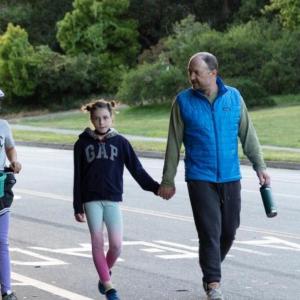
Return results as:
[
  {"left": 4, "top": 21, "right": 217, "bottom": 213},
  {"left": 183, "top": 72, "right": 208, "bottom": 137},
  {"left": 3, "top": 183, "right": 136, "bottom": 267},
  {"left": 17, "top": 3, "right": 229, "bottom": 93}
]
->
[{"left": 0, "top": 0, "right": 299, "bottom": 110}]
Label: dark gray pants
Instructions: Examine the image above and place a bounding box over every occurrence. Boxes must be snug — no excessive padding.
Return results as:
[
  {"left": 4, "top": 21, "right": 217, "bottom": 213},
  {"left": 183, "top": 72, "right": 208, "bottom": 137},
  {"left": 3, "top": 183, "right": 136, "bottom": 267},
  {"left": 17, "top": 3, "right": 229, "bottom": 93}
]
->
[{"left": 187, "top": 180, "right": 241, "bottom": 284}]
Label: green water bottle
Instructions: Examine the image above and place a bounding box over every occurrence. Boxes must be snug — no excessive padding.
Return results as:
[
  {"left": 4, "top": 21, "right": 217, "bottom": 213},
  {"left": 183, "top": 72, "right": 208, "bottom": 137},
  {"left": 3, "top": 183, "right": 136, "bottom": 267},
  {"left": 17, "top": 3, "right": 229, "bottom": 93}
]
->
[{"left": 260, "top": 184, "right": 277, "bottom": 218}]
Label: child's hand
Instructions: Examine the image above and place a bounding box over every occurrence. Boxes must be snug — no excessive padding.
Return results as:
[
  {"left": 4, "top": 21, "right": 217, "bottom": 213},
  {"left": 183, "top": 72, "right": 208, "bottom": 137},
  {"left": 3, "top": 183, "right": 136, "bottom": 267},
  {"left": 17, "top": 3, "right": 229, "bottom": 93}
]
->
[
  {"left": 75, "top": 213, "right": 86, "bottom": 222},
  {"left": 9, "top": 161, "right": 22, "bottom": 173}
]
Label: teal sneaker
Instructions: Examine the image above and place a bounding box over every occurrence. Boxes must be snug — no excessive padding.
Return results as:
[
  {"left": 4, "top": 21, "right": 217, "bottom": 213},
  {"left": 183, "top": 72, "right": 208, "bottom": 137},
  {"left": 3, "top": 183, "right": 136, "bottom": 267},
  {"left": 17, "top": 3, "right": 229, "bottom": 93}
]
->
[
  {"left": 98, "top": 280, "right": 106, "bottom": 295},
  {"left": 105, "top": 288, "right": 120, "bottom": 300},
  {"left": 98, "top": 271, "right": 112, "bottom": 295}
]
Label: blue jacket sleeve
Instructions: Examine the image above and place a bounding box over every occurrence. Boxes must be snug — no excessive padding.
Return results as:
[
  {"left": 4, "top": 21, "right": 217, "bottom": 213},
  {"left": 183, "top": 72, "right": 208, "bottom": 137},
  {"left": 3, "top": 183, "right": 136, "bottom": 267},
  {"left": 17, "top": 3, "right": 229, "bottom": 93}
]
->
[{"left": 123, "top": 139, "right": 159, "bottom": 195}]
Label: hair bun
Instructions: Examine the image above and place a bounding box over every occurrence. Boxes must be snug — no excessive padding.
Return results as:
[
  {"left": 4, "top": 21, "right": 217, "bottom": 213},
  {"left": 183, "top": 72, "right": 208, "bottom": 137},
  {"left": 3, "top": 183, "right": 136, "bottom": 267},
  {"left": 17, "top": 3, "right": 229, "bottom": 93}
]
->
[{"left": 110, "top": 100, "right": 117, "bottom": 108}]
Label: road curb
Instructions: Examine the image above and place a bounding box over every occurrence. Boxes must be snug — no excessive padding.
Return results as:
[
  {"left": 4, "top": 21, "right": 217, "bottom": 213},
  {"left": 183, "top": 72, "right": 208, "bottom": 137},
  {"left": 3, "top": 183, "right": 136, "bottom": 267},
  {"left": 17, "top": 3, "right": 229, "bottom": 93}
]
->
[{"left": 16, "top": 141, "right": 300, "bottom": 170}]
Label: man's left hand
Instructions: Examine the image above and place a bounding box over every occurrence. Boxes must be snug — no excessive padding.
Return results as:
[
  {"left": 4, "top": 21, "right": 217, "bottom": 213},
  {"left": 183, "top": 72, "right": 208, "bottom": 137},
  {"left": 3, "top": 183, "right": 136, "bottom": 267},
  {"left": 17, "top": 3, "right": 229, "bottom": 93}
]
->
[{"left": 256, "top": 170, "right": 271, "bottom": 186}]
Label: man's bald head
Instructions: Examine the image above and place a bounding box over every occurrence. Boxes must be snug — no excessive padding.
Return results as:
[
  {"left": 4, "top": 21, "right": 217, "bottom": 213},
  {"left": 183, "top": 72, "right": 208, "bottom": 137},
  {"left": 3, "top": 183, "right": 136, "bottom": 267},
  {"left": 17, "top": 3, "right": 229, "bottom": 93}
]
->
[{"left": 188, "top": 52, "right": 218, "bottom": 72}]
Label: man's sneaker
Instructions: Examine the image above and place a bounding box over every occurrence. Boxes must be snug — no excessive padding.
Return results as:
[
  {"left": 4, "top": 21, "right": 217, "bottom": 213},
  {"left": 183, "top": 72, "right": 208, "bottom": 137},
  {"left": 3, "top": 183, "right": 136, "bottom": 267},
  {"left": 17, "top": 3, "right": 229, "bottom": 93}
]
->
[
  {"left": 2, "top": 292, "right": 18, "bottom": 300},
  {"left": 205, "top": 282, "right": 224, "bottom": 300},
  {"left": 105, "top": 288, "right": 120, "bottom": 300}
]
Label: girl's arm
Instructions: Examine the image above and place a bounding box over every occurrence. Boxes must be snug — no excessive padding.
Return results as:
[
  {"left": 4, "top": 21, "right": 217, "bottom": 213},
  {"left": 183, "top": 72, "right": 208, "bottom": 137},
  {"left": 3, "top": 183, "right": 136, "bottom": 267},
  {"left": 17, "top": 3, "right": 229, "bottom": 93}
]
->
[
  {"left": 124, "top": 140, "right": 159, "bottom": 194},
  {"left": 73, "top": 141, "right": 85, "bottom": 216}
]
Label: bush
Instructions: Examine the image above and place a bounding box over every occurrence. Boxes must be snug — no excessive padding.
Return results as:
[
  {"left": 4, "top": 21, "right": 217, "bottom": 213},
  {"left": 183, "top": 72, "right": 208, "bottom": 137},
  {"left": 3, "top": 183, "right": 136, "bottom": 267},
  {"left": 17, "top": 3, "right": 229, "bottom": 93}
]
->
[
  {"left": 32, "top": 46, "right": 105, "bottom": 107},
  {"left": 117, "top": 58, "right": 186, "bottom": 105},
  {"left": 0, "top": 23, "right": 38, "bottom": 105},
  {"left": 260, "top": 29, "right": 300, "bottom": 94},
  {"left": 225, "top": 77, "right": 275, "bottom": 107}
]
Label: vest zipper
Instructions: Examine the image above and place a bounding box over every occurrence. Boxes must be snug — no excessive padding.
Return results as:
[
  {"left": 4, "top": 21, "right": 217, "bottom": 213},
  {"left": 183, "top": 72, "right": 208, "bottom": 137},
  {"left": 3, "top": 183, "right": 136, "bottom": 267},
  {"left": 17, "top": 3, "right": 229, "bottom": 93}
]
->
[{"left": 211, "top": 104, "right": 220, "bottom": 182}]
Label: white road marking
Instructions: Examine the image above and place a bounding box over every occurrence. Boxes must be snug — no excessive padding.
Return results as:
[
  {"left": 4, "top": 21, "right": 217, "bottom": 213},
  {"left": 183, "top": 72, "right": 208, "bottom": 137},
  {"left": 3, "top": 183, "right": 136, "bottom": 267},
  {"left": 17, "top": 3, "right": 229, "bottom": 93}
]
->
[
  {"left": 236, "top": 236, "right": 300, "bottom": 251},
  {"left": 30, "top": 243, "right": 124, "bottom": 262},
  {"left": 12, "top": 272, "right": 94, "bottom": 300},
  {"left": 15, "top": 188, "right": 300, "bottom": 240},
  {"left": 10, "top": 248, "right": 67, "bottom": 266}
]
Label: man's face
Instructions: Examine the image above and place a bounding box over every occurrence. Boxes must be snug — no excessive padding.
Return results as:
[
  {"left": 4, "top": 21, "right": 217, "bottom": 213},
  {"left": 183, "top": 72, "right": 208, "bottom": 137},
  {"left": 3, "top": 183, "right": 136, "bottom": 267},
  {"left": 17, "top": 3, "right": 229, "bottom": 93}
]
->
[{"left": 188, "top": 58, "right": 216, "bottom": 91}]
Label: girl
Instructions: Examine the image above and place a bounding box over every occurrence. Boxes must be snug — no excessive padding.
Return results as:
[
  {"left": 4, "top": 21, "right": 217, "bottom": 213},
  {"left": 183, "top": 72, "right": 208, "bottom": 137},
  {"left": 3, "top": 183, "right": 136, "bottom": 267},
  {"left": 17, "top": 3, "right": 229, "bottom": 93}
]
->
[
  {"left": 0, "top": 89, "right": 22, "bottom": 300},
  {"left": 73, "top": 99, "right": 159, "bottom": 300}
]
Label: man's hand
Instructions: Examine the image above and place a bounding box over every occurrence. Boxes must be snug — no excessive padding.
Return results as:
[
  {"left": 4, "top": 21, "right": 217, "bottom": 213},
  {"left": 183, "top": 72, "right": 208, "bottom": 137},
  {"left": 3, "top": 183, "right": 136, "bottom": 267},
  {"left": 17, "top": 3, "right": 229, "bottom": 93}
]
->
[
  {"left": 256, "top": 170, "right": 271, "bottom": 186},
  {"left": 75, "top": 213, "right": 86, "bottom": 222},
  {"left": 9, "top": 161, "right": 22, "bottom": 173},
  {"left": 158, "top": 185, "right": 176, "bottom": 200}
]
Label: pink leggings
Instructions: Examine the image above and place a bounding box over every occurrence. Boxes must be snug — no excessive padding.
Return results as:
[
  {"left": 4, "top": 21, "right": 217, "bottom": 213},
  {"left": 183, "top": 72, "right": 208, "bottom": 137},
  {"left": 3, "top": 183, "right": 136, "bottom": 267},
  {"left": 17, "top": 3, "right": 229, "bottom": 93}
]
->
[{"left": 84, "top": 201, "right": 123, "bottom": 283}]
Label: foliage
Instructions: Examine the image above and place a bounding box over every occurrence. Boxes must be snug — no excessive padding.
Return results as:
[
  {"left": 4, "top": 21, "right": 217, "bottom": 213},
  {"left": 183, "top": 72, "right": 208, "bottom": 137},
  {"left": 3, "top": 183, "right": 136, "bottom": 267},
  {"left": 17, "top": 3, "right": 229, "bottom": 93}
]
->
[
  {"left": 117, "top": 58, "right": 185, "bottom": 105},
  {"left": 264, "top": 0, "right": 300, "bottom": 30},
  {"left": 0, "top": 0, "right": 73, "bottom": 49},
  {"left": 129, "top": 0, "right": 242, "bottom": 49},
  {"left": 234, "top": 0, "right": 269, "bottom": 23},
  {"left": 226, "top": 77, "right": 275, "bottom": 107},
  {"left": 57, "top": 0, "right": 139, "bottom": 64},
  {"left": 0, "top": 23, "right": 38, "bottom": 104},
  {"left": 56, "top": 0, "right": 139, "bottom": 92},
  {"left": 260, "top": 29, "right": 300, "bottom": 94}
]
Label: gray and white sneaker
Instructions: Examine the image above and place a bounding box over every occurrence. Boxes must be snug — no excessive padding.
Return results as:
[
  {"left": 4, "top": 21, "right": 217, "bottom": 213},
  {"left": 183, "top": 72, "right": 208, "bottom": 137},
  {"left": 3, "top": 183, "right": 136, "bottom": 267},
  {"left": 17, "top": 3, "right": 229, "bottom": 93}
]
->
[
  {"left": 2, "top": 292, "right": 18, "bottom": 300},
  {"left": 205, "top": 282, "right": 224, "bottom": 300}
]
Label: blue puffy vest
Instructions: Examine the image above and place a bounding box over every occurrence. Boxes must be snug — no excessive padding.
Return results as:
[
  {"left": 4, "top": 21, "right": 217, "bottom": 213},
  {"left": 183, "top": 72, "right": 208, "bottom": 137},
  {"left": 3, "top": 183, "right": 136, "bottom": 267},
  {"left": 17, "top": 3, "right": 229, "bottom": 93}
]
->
[{"left": 177, "top": 77, "right": 242, "bottom": 183}]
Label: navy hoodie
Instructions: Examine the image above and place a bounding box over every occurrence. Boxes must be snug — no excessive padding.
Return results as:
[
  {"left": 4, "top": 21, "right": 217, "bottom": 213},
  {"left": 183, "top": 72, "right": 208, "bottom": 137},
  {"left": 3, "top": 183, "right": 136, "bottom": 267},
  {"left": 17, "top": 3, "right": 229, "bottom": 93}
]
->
[{"left": 73, "top": 128, "right": 159, "bottom": 214}]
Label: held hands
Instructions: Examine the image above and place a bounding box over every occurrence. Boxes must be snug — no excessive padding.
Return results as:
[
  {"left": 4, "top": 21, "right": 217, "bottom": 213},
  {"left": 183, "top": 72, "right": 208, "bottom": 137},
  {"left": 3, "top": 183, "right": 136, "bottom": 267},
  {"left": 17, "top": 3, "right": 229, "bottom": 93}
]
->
[
  {"left": 158, "top": 185, "right": 176, "bottom": 200},
  {"left": 75, "top": 213, "right": 86, "bottom": 222},
  {"left": 256, "top": 170, "right": 271, "bottom": 186}
]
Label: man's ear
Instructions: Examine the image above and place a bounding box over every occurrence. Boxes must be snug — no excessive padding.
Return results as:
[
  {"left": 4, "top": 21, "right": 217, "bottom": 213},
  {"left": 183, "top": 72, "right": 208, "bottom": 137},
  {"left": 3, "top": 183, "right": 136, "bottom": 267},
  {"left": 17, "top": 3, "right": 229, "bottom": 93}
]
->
[{"left": 211, "top": 69, "right": 218, "bottom": 77}]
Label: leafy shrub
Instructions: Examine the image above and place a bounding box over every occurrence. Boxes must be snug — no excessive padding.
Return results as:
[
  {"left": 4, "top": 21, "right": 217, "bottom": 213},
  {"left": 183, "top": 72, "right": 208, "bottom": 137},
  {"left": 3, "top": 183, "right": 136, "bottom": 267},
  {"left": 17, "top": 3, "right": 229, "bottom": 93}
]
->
[
  {"left": 260, "top": 29, "right": 300, "bottom": 94},
  {"left": 117, "top": 58, "right": 186, "bottom": 105},
  {"left": 0, "top": 23, "right": 38, "bottom": 104},
  {"left": 225, "top": 77, "right": 275, "bottom": 107}
]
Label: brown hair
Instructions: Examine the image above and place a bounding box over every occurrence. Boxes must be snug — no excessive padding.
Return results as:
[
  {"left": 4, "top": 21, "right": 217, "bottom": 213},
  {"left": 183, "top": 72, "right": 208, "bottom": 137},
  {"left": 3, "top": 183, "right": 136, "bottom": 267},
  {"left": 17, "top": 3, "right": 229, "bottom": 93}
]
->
[
  {"left": 189, "top": 52, "right": 218, "bottom": 71},
  {"left": 81, "top": 99, "right": 117, "bottom": 116}
]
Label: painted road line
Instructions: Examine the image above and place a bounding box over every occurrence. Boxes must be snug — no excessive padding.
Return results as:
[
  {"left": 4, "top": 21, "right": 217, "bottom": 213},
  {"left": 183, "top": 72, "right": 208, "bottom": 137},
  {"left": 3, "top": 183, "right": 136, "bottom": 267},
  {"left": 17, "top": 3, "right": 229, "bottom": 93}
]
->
[
  {"left": 154, "top": 240, "right": 270, "bottom": 256},
  {"left": 14, "top": 188, "right": 300, "bottom": 240},
  {"left": 10, "top": 248, "right": 67, "bottom": 266},
  {"left": 12, "top": 272, "right": 94, "bottom": 300}
]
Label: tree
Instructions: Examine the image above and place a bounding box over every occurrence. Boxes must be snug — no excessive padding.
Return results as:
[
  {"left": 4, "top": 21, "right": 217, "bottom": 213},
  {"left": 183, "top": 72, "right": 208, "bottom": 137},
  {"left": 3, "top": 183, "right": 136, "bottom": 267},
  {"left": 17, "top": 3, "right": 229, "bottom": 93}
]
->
[
  {"left": 57, "top": 0, "right": 139, "bottom": 66},
  {"left": 0, "top": 23, "right": 38, "bottom": 103},
  {"left": 264, "top": 0, "right": 300, "bottom": 30},
  {"left": 0, "top": 0, "right": 73, "bottom": 50},
  {"left": 129, "top": 0, "right": 242, "bottom": 49}
]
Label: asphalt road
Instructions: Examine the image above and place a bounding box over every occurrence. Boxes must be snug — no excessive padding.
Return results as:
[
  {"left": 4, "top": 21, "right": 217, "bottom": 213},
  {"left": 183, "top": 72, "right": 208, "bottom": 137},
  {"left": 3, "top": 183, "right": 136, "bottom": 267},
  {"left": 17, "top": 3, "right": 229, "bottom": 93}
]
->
[{"left": 8, "top": 146, "right": 300, "bottom": 300}]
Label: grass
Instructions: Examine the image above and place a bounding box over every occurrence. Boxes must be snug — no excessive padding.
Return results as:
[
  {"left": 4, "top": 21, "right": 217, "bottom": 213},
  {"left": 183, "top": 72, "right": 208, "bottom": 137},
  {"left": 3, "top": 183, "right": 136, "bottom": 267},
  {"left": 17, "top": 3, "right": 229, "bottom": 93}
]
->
[
  {"left": 9, "top": 94, "right": 300, "bottom": 163},
  {"left": 249, "top": 106, "right": 300, "bottom": 148},
  {"left": 11, "top": 104, "right": 171, "bottom": 138},
  {"left": 13, "top": 130, "right": 77, "bottom": 144}
]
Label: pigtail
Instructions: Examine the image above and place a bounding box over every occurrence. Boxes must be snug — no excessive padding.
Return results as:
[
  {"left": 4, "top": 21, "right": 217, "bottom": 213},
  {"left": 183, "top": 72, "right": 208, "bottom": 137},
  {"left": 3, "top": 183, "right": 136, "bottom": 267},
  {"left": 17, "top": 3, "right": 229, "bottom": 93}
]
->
[{"left": 81, "top": 99, "right": 118, "bottom": 116}]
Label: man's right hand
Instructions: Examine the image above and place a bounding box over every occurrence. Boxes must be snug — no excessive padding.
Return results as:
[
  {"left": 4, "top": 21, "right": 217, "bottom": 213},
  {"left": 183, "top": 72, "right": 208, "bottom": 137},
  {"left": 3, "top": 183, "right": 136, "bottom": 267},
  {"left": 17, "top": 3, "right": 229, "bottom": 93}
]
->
[
  {"left": 158, "top": 185, "right": 176, "bottom": 200},
  {"left": 75, "top": 213, "right": 86, "bottom": 222}
]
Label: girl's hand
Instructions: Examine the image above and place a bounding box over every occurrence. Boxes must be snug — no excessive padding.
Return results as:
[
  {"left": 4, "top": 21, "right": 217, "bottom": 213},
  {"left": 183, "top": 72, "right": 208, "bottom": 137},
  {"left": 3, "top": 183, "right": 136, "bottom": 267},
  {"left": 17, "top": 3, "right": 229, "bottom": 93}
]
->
[
  {"left": 9, "top": 161, "right": 22, "bottom": 173},
  {"left": 75, "top": 213, "right": 86, "bottom": 222}
]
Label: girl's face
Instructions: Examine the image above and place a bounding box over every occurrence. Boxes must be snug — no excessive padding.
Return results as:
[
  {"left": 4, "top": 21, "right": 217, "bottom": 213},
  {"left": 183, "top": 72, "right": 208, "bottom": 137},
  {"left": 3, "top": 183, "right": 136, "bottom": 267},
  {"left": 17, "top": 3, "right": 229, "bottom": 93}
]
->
[{"left": 91, "top": 108, "right": 112, "bottom": 134}]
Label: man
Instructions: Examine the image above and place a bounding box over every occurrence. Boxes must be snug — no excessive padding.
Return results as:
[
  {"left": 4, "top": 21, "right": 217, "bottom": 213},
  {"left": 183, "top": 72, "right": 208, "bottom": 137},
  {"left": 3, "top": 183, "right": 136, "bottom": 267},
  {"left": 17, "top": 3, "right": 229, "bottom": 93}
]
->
[{"left": 158, "top": 52, "right": 270, "bottom": 300}]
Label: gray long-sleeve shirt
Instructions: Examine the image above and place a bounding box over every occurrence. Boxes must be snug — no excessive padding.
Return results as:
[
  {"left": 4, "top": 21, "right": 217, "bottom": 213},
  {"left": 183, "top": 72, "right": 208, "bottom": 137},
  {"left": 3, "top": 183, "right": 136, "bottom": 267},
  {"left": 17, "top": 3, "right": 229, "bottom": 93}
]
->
[{"left": 161, "top": 96, "right": 266, "bottom": 186}]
